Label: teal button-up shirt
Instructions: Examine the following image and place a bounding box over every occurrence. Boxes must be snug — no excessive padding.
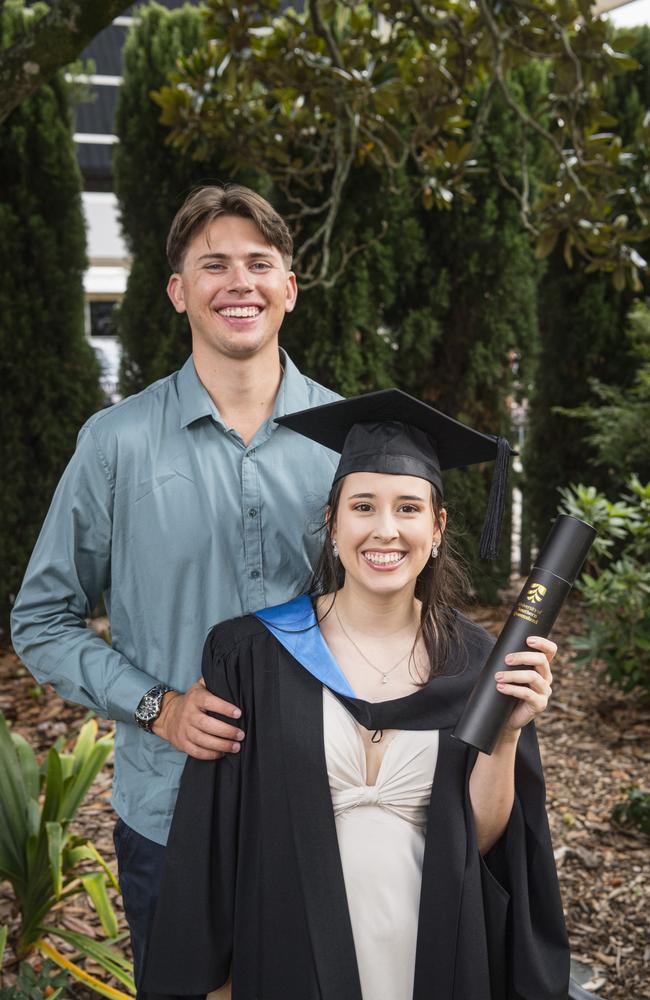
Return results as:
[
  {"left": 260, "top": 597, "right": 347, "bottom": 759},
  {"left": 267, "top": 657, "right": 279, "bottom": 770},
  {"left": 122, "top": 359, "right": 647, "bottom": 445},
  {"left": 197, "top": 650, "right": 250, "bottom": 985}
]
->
[{"left": 11, "top": 353, "right": 339, "bottom": 844}]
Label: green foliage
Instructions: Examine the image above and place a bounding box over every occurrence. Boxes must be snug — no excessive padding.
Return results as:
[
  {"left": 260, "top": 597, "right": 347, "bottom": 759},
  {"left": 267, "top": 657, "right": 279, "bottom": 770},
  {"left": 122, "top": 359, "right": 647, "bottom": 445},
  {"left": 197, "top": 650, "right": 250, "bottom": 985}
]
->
[
  {"left": 525, "top": 262, "right": 634, "bottom": 545},
  {"left": 525, "top": 28, "right": 650, "bottom": 548},
  {"left": 0, "top": 0, "right": 102, "bottom": 632},
  {"left": 0, "top": 958, "right": 69, "bottom": 1000},
  {"left": 281, "top": 86, "right": 536, "bottom": 598},
  {"left": 154, "top": 0, "right": 650, "bottom": 287},
  {"left": 113, "top": 3, "right": 202, "bottom": 393},
  {"left": 0, "top": 712, "right": 134, "bottom": 994},
  {"left": 554, "top": 302, "right": 650, "bottom": 482},
  {"left": 612, "top": 786, "right": 650, "bottom": 835},
  {"left": 114, "top": 1, "right": 262, "bottom": 393},
  {"left": 559, "top": 477, "right": 650, "bottom": 695}
]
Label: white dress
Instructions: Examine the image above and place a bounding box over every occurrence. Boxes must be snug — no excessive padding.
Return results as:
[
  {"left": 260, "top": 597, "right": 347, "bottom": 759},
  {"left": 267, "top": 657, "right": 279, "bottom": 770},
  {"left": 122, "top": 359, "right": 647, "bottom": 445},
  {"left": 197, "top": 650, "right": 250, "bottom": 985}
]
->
[{"left": 322, "top": 687, "right": 439, "bottom": 1000}]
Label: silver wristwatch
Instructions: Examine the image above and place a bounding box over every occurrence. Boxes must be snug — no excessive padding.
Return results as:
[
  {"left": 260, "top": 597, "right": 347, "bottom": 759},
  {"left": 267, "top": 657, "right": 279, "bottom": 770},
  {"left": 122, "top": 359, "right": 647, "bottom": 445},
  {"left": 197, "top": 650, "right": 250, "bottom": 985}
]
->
[{"left": 135, "top": 684, "right": 173, "bottom": 732}]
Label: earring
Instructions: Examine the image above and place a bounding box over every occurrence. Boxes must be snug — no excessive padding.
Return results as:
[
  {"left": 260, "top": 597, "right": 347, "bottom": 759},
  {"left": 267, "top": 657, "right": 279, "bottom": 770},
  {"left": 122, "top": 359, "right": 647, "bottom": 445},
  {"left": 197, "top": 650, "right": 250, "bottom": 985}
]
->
[
  {"left": 431, "top": 543, "right": 439, "bottom": 559},
  {"left": 332, "top": 539, "right": 339, "bottom": 558}
]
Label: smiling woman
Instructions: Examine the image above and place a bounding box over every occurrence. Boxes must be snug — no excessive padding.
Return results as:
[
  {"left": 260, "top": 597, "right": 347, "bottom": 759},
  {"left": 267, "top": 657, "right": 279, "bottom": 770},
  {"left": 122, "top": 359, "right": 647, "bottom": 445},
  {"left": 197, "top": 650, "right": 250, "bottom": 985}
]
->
[{"left": 144, "top": 388, "right": 571, "bottom": 1000}]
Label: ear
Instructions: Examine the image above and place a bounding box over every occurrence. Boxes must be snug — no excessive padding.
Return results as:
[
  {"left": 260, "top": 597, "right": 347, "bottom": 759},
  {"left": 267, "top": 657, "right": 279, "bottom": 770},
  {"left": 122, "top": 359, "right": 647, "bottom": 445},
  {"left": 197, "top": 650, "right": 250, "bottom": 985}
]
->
[
  {"left": 284, "top": 271, "right": 298, "bottom": 314},
  {"left": 434, "top": 507, "right": 447, "bottom": 544},
  {"left": 167, "top": 273, "right": 187, "bottom": 314}
]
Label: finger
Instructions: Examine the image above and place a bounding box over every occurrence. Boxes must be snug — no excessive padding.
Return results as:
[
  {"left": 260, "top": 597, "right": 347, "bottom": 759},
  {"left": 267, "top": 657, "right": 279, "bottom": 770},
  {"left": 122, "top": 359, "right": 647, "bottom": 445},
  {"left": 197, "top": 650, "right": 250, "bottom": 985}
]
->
[
  {"left": 496, "top": 669, "right": 551, "bottom": 696},
  {"left": 183, "top": 744, "right": 226, "bottom": 761},
  {"left": 191, "top": 715, "right": 245, "bottom": 742},
  {"left": 496, "top": 680, "right": 549, "bottom": 711},
  {"left": 187, "top": 686, "right": 242, "bottom": 720},
  {"left": 504, "top": 651, "right": 552, "bottom": 681},
  {"left": 526, "top": 636, "right": 557, "bottom": 662},
  {"left": 188, "top": 730, "right": 243, "bottom": 754}
]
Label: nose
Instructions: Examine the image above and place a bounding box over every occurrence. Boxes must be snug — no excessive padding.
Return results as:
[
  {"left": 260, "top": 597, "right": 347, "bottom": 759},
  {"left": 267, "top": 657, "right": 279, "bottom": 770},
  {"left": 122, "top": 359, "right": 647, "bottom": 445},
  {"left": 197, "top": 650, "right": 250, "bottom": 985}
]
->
[
  {"left": 372, "top": 509, "right": 399, "bottom": 542},
  {"left": 228, "top": 263, "right": 253, "bottom": 294}
]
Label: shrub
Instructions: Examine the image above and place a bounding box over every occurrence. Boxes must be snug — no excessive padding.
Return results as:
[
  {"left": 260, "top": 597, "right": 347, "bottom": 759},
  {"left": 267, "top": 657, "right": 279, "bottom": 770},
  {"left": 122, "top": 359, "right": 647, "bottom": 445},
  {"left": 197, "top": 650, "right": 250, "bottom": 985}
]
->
[
  {"left": 559, "top": 477, "right": 650, "bottom": 695},
  {"left": 0, "top": 1, "right": 102, "bottom": 633},
  {"left": 612, "top": 787, "right": 650, "bottom": 836},
  {"left": 0, "top": 958, "right": 69, "bottom": 1000},
  {"left": 0, "top": 713, "right": 134, "bottom": 997}
]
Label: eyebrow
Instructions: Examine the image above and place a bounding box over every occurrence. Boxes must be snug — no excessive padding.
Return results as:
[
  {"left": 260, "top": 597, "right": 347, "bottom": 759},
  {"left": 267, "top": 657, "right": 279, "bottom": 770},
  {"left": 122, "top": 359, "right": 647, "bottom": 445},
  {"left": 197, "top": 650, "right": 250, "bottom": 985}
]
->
[
  {"left": 348, "top": 493, "right": 426, "bottom": 501},
  {"left": 197, "top": 251, "right": 275, "bottom": 262}
]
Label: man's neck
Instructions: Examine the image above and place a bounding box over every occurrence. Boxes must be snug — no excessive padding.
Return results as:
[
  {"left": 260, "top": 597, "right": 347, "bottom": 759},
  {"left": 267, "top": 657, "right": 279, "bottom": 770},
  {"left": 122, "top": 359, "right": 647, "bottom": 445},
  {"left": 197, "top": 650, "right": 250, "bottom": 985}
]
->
[{"left": 193, "top": 345, "right": 284, "bottom": 446}]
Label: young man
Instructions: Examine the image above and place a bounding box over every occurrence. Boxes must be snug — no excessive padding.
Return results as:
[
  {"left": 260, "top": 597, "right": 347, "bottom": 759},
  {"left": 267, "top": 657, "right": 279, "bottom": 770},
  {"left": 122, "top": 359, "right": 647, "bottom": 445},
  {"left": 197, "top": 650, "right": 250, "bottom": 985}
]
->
[{"left": 10, "top": 185, "right": 340, "bottom": 988}]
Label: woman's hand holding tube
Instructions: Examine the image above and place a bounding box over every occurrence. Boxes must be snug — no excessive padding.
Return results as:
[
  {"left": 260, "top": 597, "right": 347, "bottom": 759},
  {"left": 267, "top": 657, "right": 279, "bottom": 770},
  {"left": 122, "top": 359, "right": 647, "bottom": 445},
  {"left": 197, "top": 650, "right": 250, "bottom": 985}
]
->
[
  {"left": 470, "top": 636, "right": 556, "bottom": 854},
  {"left": 497, "top": 635, "right": 556, "bottom": 733}
]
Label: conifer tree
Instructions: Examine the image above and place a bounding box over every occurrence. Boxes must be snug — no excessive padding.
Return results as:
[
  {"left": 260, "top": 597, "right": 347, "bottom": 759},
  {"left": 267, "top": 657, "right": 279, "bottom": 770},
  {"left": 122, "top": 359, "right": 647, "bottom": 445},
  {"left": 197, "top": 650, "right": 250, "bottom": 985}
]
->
[
  {"left": 525, "top": 28, "right": 650, "bottom": 544},
  {"left": 116, "top": 4, "right": 281, "bottom": 394},
  {"left": 284, "top": 87, "right": 540, "bottom": 599},
  {"left": 0, "top": 0, "right": 101, "bottom": 630},
  {"left": 114, "top": 3, "right": 223, "bottom": 393}
]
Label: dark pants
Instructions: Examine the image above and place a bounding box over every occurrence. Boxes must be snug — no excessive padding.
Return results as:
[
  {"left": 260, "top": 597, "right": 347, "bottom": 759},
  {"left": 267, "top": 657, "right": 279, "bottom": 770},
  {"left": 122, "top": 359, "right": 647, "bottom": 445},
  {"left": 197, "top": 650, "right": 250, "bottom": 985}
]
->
[{"left": 113, "top": 818, "right": 205, "bottom": 1000}]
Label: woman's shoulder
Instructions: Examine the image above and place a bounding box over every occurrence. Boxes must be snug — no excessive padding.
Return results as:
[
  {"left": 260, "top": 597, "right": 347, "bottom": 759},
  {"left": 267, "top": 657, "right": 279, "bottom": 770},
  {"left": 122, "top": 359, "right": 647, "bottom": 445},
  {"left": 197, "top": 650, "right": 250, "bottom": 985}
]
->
[
  {"left": 452, "top": 608, "right": 497, "bottom": 657},
  {"left": 207, "top": 594, "right": 315, "bottom": 659},
  {"left": 206, "top": 612, "right": 270, "bottom": 660}
]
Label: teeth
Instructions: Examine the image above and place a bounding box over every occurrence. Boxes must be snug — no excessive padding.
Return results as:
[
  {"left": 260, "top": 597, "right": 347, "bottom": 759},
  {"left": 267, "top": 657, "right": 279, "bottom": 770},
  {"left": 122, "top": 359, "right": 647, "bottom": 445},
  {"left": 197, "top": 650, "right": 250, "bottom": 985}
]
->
[
  {"left": 364, "top": 552, "right": 405, "bottom": 565},
  {"left": 218, "top": 306, "right": 261, "bottom": 318}
]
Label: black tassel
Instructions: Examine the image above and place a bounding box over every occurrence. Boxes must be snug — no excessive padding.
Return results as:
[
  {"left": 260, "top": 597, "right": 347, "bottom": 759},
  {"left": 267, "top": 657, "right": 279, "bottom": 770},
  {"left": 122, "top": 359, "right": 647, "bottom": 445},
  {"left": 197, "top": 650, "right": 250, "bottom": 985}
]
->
[{"left": 479, "top": 436, "right": 513, "bottom": 561}]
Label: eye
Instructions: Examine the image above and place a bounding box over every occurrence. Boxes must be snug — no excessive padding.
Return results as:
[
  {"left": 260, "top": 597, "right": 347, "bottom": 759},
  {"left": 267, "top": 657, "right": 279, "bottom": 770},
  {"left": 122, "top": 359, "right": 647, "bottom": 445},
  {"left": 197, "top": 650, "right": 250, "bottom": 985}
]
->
[
  {"left": 352, "top": 502, "right": 373, "bottom": 512},
  {"left": 205, "top": 262, "right": 225, "bottom": 272},
  {"left": 398, "top": 503, "right": 421, "bottom": 514},
  {"left": 251, "top": 261, "right": 272, "bottom": 271}
]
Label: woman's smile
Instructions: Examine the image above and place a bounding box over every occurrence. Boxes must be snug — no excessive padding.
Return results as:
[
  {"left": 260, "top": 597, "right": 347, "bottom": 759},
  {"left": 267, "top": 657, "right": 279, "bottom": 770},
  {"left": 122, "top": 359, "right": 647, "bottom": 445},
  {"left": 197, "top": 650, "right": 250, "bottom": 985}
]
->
[{"left": 361, "top": 549, "right": 407, "bottom": 570}]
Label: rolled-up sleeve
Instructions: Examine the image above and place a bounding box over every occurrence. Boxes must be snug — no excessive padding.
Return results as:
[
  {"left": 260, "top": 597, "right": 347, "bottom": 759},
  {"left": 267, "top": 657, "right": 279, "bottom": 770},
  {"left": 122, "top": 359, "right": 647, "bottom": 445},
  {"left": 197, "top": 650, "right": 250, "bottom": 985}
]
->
[{"left": 10, "top": 421, "right": 160, "bottom": 723}]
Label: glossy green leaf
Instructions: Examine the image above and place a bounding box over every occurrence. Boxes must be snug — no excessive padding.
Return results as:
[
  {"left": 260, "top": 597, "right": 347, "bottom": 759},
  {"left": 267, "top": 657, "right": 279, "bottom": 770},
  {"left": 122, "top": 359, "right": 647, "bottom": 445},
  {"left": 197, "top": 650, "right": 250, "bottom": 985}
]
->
[
  {"left": 46, "top": 821, "right": 64, "bottom": 898},
  {"left": 11, "top": 731, "right": 40, "bottom": 800},
  {"left": 61, "top": 733, "right": 113, "bottom": 821},
  {"left": 44, "top": 926, "right": 136, "bottom": 992},
  {"left": 42, "top": 747, "right": 64, "bottom": 823},
  {"left": 81, "top": 873, "right": 119, "bottom": 938}
]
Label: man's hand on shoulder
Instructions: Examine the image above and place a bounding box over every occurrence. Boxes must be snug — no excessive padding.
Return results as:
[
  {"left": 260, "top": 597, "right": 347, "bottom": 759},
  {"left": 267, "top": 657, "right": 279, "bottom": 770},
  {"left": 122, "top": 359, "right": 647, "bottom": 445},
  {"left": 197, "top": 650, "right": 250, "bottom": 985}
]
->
[{"left": 152, "top": 679, "right": 244, "bottom": 760}]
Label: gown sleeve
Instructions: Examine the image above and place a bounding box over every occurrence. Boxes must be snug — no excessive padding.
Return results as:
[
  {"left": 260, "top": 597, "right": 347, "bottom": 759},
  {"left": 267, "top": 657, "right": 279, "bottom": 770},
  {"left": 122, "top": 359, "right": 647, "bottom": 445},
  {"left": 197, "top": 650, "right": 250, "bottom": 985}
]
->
[
  {"left": 142, "top": 626, "right": 245, "bottom": 998},
  {"left": 479, "top": 722, "right": 570, "bottom": 1000}
]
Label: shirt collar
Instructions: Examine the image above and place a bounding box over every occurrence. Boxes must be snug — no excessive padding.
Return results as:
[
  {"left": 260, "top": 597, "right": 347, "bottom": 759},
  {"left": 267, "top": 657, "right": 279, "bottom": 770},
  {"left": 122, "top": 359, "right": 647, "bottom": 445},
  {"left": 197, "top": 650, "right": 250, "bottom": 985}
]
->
[
  {"left": 271, "top": 349, "right": 312, "bottom": 420},
  {"left": 178, "top": 356, "right": 215, "bottom": 429},
  {"left": 178, "top": 350, "right": 313, "bottom": 431}
]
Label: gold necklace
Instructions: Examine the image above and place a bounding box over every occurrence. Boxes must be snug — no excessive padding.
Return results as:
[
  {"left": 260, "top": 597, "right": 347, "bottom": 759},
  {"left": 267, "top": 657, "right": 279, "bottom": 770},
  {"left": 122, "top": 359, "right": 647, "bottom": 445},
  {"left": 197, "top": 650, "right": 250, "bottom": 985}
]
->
[{"left": 334, "top": 604, "right": 415, "bottom": 685}]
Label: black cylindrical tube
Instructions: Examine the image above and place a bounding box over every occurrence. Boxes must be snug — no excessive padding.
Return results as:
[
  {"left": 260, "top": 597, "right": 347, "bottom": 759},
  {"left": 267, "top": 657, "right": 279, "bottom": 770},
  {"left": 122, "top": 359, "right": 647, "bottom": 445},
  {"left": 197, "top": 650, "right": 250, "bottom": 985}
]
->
[{"left": 452, "top": 514, "right": 596, "bottom": 754}]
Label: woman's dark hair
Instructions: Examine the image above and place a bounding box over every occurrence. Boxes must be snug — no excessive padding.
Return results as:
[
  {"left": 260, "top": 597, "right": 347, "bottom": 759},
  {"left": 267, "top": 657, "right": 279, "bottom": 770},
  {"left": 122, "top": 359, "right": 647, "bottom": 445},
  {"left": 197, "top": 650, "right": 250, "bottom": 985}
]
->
[{"left": 310, "top": 478, "right": 471, "bottom": 683}]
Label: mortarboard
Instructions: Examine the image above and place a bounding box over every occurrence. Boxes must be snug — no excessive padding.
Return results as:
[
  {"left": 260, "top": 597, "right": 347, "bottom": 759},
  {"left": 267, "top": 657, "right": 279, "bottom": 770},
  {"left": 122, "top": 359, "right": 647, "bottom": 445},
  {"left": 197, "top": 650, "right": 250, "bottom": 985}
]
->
[{"left": 275, "top": 388, "right": 515, "bottom": 561}]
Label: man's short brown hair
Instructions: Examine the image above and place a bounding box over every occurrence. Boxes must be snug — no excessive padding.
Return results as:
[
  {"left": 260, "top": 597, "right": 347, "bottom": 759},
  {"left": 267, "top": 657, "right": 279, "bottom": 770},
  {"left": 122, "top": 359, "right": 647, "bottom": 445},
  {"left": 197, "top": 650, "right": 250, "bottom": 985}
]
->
[{"left": 166, "top": 184, "right": 293, "bottom": 272}]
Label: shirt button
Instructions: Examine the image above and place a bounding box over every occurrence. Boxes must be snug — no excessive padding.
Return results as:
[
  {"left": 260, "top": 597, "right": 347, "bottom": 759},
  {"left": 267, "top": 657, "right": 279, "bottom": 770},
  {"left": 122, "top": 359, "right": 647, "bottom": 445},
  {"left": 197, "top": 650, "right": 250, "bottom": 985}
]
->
[
  {"left": 248, "top": 508, "right": 258, "bottom": 518},
  {"left": 250, "top": 569, "right": 260, "bottom": 579}
]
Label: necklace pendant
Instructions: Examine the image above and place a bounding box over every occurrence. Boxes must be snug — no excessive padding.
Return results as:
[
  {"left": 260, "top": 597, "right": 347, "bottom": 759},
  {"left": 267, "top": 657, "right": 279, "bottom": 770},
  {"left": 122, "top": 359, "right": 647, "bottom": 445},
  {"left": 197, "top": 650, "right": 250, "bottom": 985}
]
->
[{"left": 381, "top": 675, "right": 388, "bottom": 684}]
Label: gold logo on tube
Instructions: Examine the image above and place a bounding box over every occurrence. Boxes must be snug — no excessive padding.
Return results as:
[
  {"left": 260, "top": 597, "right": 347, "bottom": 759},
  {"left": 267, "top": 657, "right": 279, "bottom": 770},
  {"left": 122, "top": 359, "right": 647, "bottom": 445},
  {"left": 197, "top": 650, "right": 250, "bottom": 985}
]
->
[{"left": 526, "top": 583, "right": 548, "bottom": 604}]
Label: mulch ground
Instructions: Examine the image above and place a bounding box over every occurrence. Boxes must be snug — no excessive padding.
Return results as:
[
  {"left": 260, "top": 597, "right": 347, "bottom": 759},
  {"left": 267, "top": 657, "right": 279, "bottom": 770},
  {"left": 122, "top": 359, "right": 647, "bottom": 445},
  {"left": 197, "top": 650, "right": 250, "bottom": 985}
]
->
[{"left": 1, "top": 589, "right": 649, "bottom": 998}]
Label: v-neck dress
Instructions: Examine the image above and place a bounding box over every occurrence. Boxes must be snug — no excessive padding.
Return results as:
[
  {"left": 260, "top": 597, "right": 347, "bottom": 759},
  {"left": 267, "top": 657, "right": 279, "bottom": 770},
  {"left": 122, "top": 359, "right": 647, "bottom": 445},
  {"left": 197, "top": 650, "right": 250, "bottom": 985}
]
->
[{"left": 323, "top": 687, "right": 439, "bottom": 1000}]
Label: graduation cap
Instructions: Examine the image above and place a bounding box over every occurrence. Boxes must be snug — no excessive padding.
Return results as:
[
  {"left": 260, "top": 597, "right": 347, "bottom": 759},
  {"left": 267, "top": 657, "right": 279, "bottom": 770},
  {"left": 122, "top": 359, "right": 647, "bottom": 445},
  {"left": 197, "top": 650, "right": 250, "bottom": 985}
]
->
[{"left": 275, "top": 388, "right": 515, "bottom": 561}]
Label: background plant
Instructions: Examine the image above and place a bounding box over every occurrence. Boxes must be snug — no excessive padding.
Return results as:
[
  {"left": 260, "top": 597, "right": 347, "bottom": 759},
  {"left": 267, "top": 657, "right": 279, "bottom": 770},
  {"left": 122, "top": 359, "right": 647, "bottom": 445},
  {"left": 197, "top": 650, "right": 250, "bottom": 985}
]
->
[
  {"left": 612, "top": 786, "right": 650, "bottom": 836},
  {"left": 0, "top": 957, "right": 69, "bottom": 1000},
  {"left": 0, "top": 0, "right": 102, "bottom": 636},
  {"left": 559, "top": 476, "right": 650, "bottom": 696},
  {"left": 0, "top": 712, "right": 134, "bottom": 998},
  {"left": 155, "top": 0, "right": 650, "bottom": 289}
]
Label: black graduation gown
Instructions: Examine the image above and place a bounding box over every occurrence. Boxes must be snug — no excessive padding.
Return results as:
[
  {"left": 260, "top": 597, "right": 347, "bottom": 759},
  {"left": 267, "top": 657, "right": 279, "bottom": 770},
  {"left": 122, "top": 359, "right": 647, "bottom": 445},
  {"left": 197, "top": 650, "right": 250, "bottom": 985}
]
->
[{"left": 143, "top": 596, "right": 570, "bottom": 1000}]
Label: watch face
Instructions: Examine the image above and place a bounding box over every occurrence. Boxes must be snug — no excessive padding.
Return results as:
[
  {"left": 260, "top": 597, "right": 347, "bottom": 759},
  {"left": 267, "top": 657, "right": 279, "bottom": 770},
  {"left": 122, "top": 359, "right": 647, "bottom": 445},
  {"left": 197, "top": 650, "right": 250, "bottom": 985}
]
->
[
  {"left": 137, "top": 687, "right": 165, "bottom": 727},
  {"left": 138, "top": 697, "right": 159, "bottom": 722}
]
